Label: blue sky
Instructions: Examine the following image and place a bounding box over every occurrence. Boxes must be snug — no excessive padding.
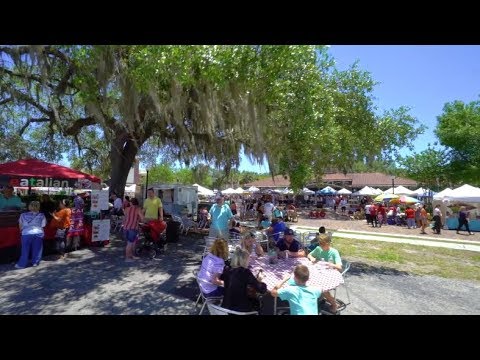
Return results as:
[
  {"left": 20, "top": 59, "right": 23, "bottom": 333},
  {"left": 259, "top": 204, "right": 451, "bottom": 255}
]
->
[{"left": 239, "top": 45, "right": 480, "bottom": 172}]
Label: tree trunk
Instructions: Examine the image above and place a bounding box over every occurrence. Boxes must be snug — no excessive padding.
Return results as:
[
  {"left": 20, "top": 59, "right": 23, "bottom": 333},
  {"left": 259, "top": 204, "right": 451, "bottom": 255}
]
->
[{"left": 109, "top": 133, "right": 142, "bottom": 199}]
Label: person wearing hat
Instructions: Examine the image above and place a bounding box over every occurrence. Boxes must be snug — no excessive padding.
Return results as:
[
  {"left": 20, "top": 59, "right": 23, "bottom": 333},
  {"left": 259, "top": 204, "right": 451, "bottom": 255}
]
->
[
  {"left": 276, "top": 228, "right": 305, "bottom": 258},
  {"left": 208, "top": 193, "right": 235, "bottom": 238},
  {"left": 0, "top": 185, "right": 23, "bottom": 210}
]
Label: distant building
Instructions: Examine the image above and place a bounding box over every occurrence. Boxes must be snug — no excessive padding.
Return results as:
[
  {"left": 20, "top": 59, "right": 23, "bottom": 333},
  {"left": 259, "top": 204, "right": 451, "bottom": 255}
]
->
[{"left": 246, "top": 172, "right": 416, "bottom": 191}]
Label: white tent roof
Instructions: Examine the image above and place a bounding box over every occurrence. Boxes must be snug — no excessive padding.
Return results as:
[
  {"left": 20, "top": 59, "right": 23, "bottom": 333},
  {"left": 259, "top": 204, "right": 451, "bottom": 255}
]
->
[
  {"left": 352, "top": 186, "right": 376, "bottom": 196},
  {"left": 234, "top": 187, "right": 245, "bottom": 194},
  {"left": 385, "top": 185, "right": 415, "bottom": 195},
  {"left": 248, "top": 186, "right": 260, "bottom": 192},
  {"left": 337, "top": 188, "right": 352, "bottom": 195},
  {"left": 413, "top": 187, "right": 426, "bottom": 195},
  {"left": 433, "top": 188, "right": 453, "bottom": 200},
  {"left": 102, "top": 185, "right": 136, "bottom": 194},
  {"left": 302, "top": 187, "right": 315, "bottom": 195},
  {"left": 282, "top": 188, "right": 294, "bottom": 194},
  {"left": 222, "top": 187, "right": 237, "bottom": 194},
  {"left": 443, "top": 184, "right": 480, "bottom": 203},
  {"left": 193, "top": 183, "right": 215, "bottom": 196}
]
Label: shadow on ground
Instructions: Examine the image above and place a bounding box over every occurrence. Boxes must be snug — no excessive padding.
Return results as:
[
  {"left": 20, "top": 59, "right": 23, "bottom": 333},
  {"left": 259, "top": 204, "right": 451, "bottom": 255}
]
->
[
  {"left": 348, "top": 261, "right": 410, "bottom": 277},
  {"left": 0, "top": 233, "right": 204, "bottom": 315}
]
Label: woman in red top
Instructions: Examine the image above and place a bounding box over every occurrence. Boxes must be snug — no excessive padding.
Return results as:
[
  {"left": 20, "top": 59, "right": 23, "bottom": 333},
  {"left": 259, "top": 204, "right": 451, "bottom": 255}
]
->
[
  {"left": 122, "top": 198, "right": 144, "bottom": 261},
  {"left": 405, "top": 206, "right": 416, "bottom": 229}
]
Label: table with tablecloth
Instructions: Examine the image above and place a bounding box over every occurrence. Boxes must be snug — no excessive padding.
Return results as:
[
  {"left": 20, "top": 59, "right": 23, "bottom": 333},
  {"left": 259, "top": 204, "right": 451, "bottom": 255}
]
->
[{"left": 249, "top": 256, "right": 344, "bottom": 292}]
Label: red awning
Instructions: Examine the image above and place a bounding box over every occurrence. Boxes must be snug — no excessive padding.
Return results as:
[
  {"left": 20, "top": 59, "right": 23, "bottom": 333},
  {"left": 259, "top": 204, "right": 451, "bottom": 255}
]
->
[{"left": 0, "top": 159, "right": 101, "bottom": 182}]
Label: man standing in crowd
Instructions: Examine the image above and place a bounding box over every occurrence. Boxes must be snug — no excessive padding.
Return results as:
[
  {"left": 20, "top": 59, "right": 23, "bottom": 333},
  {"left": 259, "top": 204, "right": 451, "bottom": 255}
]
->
[
  {"left": 143, "top": 188, "right": 163, "bottom": 222},
  {"left": 208, "top": 193, "right": 234, "bottom": 238}
]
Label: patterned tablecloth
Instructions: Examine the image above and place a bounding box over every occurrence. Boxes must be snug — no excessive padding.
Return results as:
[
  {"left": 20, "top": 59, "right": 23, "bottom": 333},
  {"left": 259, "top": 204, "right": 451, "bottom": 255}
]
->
[{"left": 249, "top": 256, "right": 344, "bottom": 292}]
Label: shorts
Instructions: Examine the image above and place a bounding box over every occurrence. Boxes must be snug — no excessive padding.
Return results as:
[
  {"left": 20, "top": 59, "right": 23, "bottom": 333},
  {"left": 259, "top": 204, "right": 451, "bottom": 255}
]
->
[{"left": 124, "top": 229, "right": 138, "bottom": 243}]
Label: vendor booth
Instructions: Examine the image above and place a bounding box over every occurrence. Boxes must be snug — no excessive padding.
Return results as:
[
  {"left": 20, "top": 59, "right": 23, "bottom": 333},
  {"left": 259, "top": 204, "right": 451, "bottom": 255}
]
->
[
  {"left": 0, "top": 159, "right": 103, "bottom": 262},
  {"left": 442, "top": 184, "right": 480, "bottom": 232},
  {"left": 432, "top": 185, "right": 480, "bottom": 232}
]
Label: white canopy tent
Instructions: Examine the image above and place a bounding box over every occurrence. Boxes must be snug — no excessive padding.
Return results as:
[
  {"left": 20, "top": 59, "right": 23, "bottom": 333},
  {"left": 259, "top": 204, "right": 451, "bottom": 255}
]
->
[
  {"left": 301, "top": 187, "right": 315, "bottom": 195},
  {"left": 193, "top": 183, "right": 215, "bottom": 197},
  {"left": 413, "top": 187, "right": 426, "bottom": 195},
  {"left": 443, "top": 184, "right": 480, "bottom": 203},
  {"left": 247, "top": 186, "right": 260, "bottom": 193},
  {"left": 433, "top": 188, "right": 453, "bottom": 201},
  {"left": 222, "top": 187, "right": 237, "bottom": 194},
  {"left": 352, "top": 186, "right": 377, "bottom": 196},
  {"left": 102, "top": 185, "right": 136, "bottom": 195},
  {"left": 337, "top": 188, "right": 352, "bottom": 195},
  {"left": 234, "top": 187, "right": 245, "bottom": 194},
  {"left": 384, "top": 185, "right": 416, "bottom": 196}
]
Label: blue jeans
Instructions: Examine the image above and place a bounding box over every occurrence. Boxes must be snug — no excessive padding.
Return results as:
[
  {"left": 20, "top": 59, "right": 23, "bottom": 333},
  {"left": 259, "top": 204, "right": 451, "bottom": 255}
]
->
[{"left": 17, "top": 233, "right": 44, "bottom": 268}]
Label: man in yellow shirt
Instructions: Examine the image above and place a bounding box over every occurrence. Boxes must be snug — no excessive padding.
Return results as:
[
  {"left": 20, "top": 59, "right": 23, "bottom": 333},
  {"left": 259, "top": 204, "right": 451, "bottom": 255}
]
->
[{"left": 143, "top": 188, "right": 163, "bottom": 222}]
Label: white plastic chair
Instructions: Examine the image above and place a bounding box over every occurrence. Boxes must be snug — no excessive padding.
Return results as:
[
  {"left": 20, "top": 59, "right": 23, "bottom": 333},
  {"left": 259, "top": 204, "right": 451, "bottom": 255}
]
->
[{"left": 206, "top": 302, "right": 258, "bottom": 315}]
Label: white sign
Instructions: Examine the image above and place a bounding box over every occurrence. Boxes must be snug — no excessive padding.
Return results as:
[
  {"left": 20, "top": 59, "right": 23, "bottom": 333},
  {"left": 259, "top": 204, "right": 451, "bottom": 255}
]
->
[
  {"left": 91, "top": 190, "right": 110, "bottom": 212},
  {"left": 92, "top": 219, "right": 110, "bottom": 241}
]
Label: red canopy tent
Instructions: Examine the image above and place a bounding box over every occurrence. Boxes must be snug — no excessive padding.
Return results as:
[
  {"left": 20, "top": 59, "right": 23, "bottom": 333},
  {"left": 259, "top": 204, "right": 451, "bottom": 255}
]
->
[
  {"left": 0, "top": 158, "right": 100, "bottom": 188},
  {"left": 0, "top": 159, "right": 103, "bottom": 259}
]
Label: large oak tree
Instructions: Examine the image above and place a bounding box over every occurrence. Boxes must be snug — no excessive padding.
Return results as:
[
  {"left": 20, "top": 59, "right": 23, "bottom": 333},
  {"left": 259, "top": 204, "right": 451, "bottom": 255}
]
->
[{"left": 0, "top": 45, "right": 422, "bottom": 194}]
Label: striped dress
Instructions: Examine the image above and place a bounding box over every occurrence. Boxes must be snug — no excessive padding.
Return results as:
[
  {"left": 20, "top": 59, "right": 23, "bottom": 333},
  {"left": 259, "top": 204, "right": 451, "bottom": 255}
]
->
[{"left": 123, "top": 206, "right": 142, "bottom": 230}]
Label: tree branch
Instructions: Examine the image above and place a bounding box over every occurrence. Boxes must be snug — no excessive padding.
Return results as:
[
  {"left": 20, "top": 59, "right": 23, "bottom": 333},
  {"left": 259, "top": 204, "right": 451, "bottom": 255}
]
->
[
  {"left": 19, "top": 118, "right": 51, "bottom": 136},
  {"left": 0, "top": 97, "right": 13, "bottom": 106},
  {"left": 64, "top": 117, "right": 97, "bottom": 136},
  {"left": 8, "top": 87, "right": 52, "bottom": 115}
]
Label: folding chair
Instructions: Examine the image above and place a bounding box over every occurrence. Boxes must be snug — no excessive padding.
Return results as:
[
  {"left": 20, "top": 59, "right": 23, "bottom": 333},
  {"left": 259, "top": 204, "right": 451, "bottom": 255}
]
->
[
  {"left": 206, "top": 302, "right": 258, "bottom": 315},
  {"left": 193, "top": 270, "right": 223, "bottom": 315},
  {"left": 273, "top": 296, "right": 291, "bottom": 315},
  {"left": 333, "top": 259, "right": 351, "bottom": 306},
  {"left": 319, "top": 259, "right": 351, "bottom": 315}
]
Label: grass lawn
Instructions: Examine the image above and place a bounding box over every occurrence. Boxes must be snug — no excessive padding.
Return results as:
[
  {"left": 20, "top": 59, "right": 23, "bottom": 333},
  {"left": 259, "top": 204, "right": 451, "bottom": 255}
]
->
[{"left": 333, "top": 237, "right": 480, "bottom": 282}]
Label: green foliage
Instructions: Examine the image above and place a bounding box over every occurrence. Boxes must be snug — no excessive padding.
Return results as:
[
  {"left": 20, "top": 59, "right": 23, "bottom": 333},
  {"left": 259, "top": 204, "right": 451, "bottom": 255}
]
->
[
  {"left": 398, "top": 146, "right": 449, "bottom": 189},
  {"left": 0, "top": 45, "right": 422, "bottom": 195},
  {"left": 435, "top": 99, "right": 480, "bottom": 184}
]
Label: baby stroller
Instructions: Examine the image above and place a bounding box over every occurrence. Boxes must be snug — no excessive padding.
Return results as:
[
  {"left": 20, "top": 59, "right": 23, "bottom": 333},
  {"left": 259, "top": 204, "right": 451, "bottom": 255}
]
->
[{"left": 135, "top": 220, "right": 168, "bottom": 258}]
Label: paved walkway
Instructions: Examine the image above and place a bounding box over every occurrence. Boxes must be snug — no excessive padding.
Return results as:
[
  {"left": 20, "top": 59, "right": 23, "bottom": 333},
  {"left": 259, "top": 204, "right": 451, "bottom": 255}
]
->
[{"left": 290, "top": 225, "right": 480, "bottom": 252}]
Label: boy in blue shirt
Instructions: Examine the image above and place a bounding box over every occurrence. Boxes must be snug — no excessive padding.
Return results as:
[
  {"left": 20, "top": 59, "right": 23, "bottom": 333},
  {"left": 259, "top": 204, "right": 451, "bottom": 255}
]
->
[{"left": 270, "top": 264, "right": 321, "bottom": 315}]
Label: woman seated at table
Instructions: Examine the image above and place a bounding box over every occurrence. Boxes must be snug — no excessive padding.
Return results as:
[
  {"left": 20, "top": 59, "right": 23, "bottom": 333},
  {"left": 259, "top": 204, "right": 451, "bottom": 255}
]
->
[
  {"left": 240, "top": 231, "right": 264, "bottom": 257},
  {"left": 307, "top": 234, "right": 342, "bottom": 313},
  {"left": 197, "top": 238, "right": 229, "bottom": 298},
  {"left": 220, "top": 247, "right": 267, "bottom": 312}
]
